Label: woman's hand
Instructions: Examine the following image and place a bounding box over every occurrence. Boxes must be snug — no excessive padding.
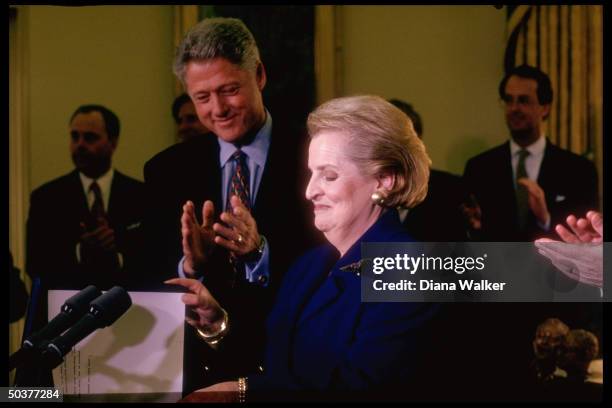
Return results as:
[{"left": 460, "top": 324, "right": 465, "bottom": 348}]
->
[
  {"left": 199, "top": 381, "right": 239, "bottom": 392},
  {"left": 165, "top": 277, "right": 225, "bottom": 333}
]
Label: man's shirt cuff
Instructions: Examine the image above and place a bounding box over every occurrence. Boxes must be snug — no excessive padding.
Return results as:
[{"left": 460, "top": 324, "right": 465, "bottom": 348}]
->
[
  {"left": 178, "top": 256, "right": 203, "bottom": 281},
  {"left": 244, "top": 240, "right": 270, "bottom": 287},
  {"left": 537, "top": 216, "right": 551, "bottom": 231}
]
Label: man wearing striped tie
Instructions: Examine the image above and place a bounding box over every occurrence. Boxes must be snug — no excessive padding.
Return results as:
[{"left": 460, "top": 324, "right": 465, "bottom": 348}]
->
[
  {"left": 26, "top": 104, "right": 145, "bottom": 291},
  {"left": 23, "top": 105, "right": 145, "bottom": 387},
  {"left": 143, "top": 18, "right": 315, "bottom": 396}
]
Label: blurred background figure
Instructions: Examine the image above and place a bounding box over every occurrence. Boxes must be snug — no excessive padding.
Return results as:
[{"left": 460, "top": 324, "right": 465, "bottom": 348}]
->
[
  {"left": 388, "top": 98, "right": 468, "bottom": 242},
  {"left": 548, "top": 329, "right": 602, "bottom": 402},
  {"left": 172, "top": 93, "right": 211, "bottom": 142},
  {"left": 530, "top": 317, "right": 569, "bottom": 382},
  {"left": 463, "top": 65, "right": 598, "bottom": 242},
  {"left": 26, "top": 104, "right": 145, "bottom": 292},
  {"left": 20, "top": 104, "right": 145, "bottom": 387},
  {"left": 25, "top": 104, "right": 145, "bottom": 352},
  {"left": 558, "top": 329, "right": 599, "bottom": 382}
]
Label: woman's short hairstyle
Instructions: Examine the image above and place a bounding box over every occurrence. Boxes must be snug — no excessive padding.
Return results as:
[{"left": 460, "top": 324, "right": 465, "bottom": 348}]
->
[
  {"left": 173, "top": 17, "right": 261, "bottom": 84},
  {"left": 307, "top": 95, "right": 431, "bottom": 208}
]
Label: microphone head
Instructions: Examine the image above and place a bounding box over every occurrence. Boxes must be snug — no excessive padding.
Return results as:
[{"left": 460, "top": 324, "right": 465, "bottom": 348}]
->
[
  {"left": 25, "top": 285, "right": 102, "bottom": 348},
  {"left": 89, "top": 286, "right": 132, "bottom": 328},
  {"left": 62, "top": 285, "right": 102, "bottom": 315}
]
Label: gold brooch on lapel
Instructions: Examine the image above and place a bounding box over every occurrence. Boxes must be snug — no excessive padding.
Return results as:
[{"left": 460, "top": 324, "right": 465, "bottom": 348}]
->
[{"left": 339, "top": 259, "right": 370, "bottom": 276}]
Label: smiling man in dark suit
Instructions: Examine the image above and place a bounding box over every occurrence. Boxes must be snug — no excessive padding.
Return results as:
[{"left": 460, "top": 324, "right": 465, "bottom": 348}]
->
[
  {"left": 142, "top": 18, "right": 314, "bottom": 395},
  {"left": 463, "top": 65, "right": 598, "bottom": 242}
]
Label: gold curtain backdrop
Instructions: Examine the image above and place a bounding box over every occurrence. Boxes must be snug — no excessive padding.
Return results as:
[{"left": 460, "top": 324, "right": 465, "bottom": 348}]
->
[
  {"left": 506, "top": 5, "right": 603, "bottom": 209},
  {"left": 173, "top": 5, "right": 200, "bottom": 96}
]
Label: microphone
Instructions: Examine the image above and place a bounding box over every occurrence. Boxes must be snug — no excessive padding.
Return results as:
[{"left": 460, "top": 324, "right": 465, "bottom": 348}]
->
[
  {"left": 9, "top": 285, "right": 102, "bottom": 371},
  {"left": 42, "top": 286, "right": 132, "bottom": 369}
]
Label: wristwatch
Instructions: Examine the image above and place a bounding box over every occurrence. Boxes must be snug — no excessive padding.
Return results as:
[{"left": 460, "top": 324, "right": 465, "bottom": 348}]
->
[{"left": 242, "top": 235, "right": 266, "bottom": 264}]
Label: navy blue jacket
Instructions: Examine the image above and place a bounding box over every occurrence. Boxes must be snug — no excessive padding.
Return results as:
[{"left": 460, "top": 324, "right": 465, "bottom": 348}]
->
[{"left": 249, "top": 209, "right": 438, "bottom": 395}]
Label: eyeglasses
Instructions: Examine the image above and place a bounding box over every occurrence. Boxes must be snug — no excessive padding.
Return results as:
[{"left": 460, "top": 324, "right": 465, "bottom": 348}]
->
[{"left": 500, "top": 95, "right": 538, "bottom": 108}]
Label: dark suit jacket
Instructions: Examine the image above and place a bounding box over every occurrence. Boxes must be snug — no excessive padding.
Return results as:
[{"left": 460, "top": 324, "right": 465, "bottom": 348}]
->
[
  {"left": 463, "top": 139, "right": 598, "bottom": 242},
  {"left": 26, "top": 169, "right": 145, "bottom": 291},
  {"left": 142, "top": 120, "right": 318, "bottom": 394},
  {"left": 459, "top": 139, "right": 601, "bottom": 400},
  {"left": 20, "top": 169, "right": 144, "bottom": 386},
  {"left": 247, "top": 209, "right": 438, "bottom": 400},
  {"left": 402, "top": 169, "right": 468, "bottom": 242}
]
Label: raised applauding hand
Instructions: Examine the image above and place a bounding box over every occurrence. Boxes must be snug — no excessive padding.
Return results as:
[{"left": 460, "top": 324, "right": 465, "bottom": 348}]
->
[
  {"left": 535, "top": 211, "right": 603, "bottom": 288},
  {"left": 181, "top": 196, "right": 262, "bottom": 277}
]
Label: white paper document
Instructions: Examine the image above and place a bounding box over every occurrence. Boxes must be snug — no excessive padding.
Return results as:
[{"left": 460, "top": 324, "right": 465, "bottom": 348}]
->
[{"left": 48, "top": 290, "right": 184, "bottom": 402}]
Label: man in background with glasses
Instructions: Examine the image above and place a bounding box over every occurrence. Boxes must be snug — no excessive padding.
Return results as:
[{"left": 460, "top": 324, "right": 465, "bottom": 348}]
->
[
  {"left": 458, "top": 65, "right": 601, "bottom": 401},
  {"left": 462, "top": 64, "right": 598, "bottom": 242}
]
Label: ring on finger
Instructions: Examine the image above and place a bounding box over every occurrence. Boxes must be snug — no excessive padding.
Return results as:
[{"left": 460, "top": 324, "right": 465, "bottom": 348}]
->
[{"left": 237, "top": 234, "right": 244, "bottom": 244}]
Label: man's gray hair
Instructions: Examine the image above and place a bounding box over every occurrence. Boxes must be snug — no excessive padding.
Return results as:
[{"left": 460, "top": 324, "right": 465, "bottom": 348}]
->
[{"left": 173, "top": 17, "right": 261, "bottom": 84}]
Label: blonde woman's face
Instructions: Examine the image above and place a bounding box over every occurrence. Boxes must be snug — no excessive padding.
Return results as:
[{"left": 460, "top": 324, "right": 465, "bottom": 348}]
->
[{"left": 305, "top": 132, "right": 380, "bottom": 250}]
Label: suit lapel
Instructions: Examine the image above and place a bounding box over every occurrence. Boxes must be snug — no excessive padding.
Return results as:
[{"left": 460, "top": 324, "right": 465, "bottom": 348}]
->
[
  {"left": 187, "top": 137, "right": 222, "bottom": 215},
  {"left": 250, "top": 126, "right": 276, "bottom": 220},
  {"left": 205, "top": 140, "right": 223, "bottom": 211},
  {"left": 69, "top": 170, "right": 90, "bottom": 219},
  {"left": 501, "top": 141, "right": 516, "bottom": 194},
  {"left": 107, "top": 170, "right": 123, "bottom": 220},
  {"left": 297, "top": 210, "right": 407, "bottom": 323},
  {"left": 248, "top": 121, "right": 304, "bottom": 221},
  {"left": 500, "top": 142, "right": 520, "bottom": 224},
  {"left": 536, "top": 139, "right": 556, "bottom": 192}
]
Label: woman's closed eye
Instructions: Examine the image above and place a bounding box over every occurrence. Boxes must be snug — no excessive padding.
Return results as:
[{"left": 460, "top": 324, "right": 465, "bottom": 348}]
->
[{"left": 324, "top": 172, "right": 338, "bottom": 182}]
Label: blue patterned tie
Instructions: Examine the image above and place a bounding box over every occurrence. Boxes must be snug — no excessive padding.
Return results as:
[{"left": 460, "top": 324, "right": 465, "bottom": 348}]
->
[
  {"left": 227, "top": 149, "right": 251, "bottom": 211},
  {"left": 227, "top": 150, "right": 250, "bottom": 286}
]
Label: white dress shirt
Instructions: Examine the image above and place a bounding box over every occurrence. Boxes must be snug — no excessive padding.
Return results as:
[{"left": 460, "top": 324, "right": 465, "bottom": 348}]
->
[{"left": 79, "top": 168, "right": 114, "bottom": 212}]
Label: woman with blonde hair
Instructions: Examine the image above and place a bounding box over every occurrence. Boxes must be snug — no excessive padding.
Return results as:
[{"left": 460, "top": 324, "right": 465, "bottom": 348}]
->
[{"left": 168, "top": 95, "right": 436, "bottom": 401}]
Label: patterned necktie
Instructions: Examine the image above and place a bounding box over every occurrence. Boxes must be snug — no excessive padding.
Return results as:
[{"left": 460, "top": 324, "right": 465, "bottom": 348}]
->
[
  {"left": 227, "top": 149, "right": 251, "bottom": 211},
  {"left": 89, "top": 181, "right": 105, "bottom": 220},
  {"left": 227, "top": 150, "right": 251, "bottom": 286},
  {"left": 515, "top": 149, "right": 530, "bottom": 230}
]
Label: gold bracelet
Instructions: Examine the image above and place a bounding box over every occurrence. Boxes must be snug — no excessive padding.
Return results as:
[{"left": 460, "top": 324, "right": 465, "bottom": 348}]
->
[
  {"left": 237, "top": 377, "right": 247, "bottom": 403},
  {"left": 196, "top": 308, "right": 229, "bottom": 345}
]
